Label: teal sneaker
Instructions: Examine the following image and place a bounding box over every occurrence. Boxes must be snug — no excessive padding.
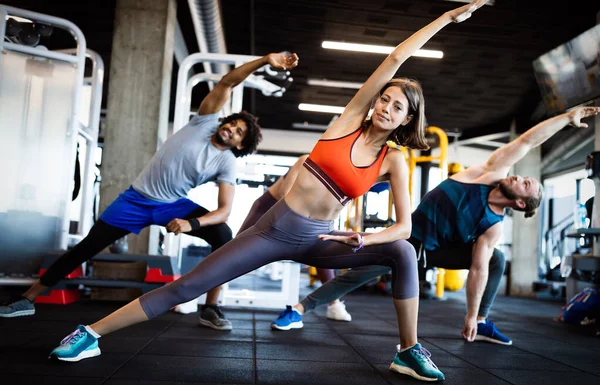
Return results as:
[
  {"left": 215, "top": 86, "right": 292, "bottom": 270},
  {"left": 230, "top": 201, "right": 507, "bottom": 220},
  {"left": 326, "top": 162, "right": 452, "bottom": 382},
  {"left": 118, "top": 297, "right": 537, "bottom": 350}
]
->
[
  {"left": 49, "top": 325, "right": 101, "bottom": 362},
  {"left": 389, "top": 343, "right": 445, "bottom": 382}
]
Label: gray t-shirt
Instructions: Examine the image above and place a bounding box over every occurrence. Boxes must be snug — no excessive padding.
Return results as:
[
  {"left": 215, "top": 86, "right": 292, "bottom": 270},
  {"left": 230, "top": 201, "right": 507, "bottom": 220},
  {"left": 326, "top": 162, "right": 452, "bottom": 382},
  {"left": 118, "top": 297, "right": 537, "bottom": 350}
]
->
[{"left": 132, "top": 113, "right": 237, "bottom": 203}]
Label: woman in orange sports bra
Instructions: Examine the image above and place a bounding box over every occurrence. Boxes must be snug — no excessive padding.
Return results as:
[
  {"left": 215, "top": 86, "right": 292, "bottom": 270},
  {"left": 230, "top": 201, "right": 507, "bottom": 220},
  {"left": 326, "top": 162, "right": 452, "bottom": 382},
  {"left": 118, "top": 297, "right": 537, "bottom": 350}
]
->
[{"left": 49, "top": 1, "right": 489, "bottom": 381}]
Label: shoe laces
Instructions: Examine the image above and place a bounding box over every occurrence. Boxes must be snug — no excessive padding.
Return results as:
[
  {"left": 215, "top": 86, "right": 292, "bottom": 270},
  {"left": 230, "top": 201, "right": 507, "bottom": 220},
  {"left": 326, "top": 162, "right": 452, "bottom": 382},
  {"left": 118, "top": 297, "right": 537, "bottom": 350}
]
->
[
  {"left": 60, "top": 329, "right": 84, "bottom": 346},
  {"left": 413, "top": 347, "right": 439, "bottom": 370},
  {"left": 212, "top": 306, "right": 226, "bottom": 319},
  {"left": 277, "top": 305, "right": 293, "bottom": 319}
]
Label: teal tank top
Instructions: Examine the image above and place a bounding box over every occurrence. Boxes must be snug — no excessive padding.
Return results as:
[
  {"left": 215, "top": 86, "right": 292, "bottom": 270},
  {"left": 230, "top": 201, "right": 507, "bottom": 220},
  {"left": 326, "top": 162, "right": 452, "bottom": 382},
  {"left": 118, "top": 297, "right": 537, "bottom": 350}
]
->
[{"left": 411, "top": 179, "right": 504, "bottom": 250}]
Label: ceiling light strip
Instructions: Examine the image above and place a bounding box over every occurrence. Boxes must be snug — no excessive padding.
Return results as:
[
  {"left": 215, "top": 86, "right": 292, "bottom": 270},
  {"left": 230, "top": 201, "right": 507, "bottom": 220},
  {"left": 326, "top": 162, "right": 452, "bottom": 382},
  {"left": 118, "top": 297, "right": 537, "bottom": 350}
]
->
[
  {"left": 322, "top": 41, "right": 443, "bottom": 59},
  {"left": 307, "top": 79, "right": 363, "bottom": 89},
  {"left": 298, "top": 103, "right": 345, "bottom": 114}
]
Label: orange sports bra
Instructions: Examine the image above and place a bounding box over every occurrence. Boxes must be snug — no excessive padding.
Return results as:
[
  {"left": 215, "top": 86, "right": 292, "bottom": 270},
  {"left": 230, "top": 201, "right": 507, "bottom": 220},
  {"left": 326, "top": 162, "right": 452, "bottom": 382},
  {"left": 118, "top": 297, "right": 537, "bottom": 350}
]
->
[{"left": 303, "top": 126, "right": 389, "bottom": 205}]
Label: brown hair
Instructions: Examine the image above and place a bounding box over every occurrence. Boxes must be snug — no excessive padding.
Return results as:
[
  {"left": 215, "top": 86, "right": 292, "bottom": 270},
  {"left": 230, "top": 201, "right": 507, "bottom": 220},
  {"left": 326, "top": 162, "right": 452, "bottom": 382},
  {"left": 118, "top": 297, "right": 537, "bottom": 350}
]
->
[
  {"left": 376, "top": 78, "right": 429, "bottom": 150},
  {"left": 516, "top": 183, "right": 543, "bottom": 218}
]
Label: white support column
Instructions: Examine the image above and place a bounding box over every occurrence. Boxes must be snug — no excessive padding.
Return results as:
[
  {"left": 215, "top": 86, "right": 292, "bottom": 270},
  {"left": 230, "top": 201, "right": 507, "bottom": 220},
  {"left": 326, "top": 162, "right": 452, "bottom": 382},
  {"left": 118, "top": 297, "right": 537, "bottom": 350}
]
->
[{"left": 509, "top": 146, "right": 542, "bottom": 297}]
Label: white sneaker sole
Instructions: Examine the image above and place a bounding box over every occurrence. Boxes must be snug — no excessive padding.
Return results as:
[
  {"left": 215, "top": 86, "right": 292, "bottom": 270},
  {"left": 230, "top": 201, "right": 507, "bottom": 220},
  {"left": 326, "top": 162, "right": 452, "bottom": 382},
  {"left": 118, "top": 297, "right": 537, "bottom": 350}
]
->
[
  {"left": 52, "top": 347, "right": 101, "bottom": 362},
  {"left": 389, "top": 362, "right": 442, "bottom": 382},
  {"left": 198, "top": 318, "right": 233, "bottom": 331},
  {"left": 0, "top": 309, "right": 35, "bottom": 318},
  {"left": 475, "top": 335, "right": 512, "bottom": 345},
  {"left": 271, "top": 321, "right": 303, "bottom": 331},
  {"left": 326, "top": 314, "right": 352, "bottom": 322}
]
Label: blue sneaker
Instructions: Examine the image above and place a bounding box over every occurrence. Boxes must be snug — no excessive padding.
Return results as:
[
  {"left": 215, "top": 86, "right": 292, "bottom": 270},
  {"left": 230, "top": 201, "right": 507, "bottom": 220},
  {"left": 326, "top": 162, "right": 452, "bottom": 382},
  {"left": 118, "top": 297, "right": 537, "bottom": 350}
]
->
[
  {"left": 49, "top": 325, "right": 101, "bottom": 362},
  {"left": 271, "top": 305, "right": 303, "bottom": 330},
  {"left": 476, "top": 319, "right": 512, "bottom": 345},
  {"left": 389, "top": 343, "right": 445, "bottom": 382}
]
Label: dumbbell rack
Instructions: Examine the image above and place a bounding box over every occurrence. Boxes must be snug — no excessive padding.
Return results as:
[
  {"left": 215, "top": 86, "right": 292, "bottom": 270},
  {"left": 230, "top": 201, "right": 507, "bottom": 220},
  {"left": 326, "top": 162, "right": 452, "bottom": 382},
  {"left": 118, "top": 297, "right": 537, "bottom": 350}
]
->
[{"left": 565, "top": 228, "right": 600, "bottom": 301}]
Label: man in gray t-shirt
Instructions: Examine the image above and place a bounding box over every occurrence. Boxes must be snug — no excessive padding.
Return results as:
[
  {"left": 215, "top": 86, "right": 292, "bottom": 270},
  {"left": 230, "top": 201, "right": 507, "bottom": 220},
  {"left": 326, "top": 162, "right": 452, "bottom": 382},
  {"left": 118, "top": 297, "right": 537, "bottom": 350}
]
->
[{"left": 0, "top": 52, "right": 300, "bottom": 330}]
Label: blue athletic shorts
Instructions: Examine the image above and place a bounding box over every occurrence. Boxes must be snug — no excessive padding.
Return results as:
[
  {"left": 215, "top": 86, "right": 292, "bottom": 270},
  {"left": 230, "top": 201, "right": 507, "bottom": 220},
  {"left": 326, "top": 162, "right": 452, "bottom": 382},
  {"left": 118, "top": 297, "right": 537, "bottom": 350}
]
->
[{"left": 99, "top": 186, "right": 200, "bottom": 234}]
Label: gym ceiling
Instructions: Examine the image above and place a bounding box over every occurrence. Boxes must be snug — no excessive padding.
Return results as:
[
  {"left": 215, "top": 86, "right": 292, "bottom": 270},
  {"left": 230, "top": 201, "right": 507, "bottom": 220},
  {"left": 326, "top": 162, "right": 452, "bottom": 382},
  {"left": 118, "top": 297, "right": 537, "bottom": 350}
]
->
[{"left": 3, "top": 0, "right": 599, "bottom": 160}]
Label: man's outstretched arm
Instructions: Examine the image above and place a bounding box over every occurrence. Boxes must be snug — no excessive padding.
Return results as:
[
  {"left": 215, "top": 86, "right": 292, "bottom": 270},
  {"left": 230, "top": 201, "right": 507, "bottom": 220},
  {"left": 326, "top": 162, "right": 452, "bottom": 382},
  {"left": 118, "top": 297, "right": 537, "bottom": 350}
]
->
[
  {"left": 484, "top": 106, "right": 600, "bottom": 175},
  {"left": 199, "top": 52, "right": 299, "bottom": 115}
]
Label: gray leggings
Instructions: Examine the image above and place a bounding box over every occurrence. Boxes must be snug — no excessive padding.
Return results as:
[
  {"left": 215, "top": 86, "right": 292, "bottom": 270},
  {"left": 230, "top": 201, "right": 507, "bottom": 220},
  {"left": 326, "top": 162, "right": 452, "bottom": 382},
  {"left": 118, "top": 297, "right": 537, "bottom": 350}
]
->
[
  {"left": 139, "top": 199, "right": 418, "bottom": 318},
  {"left": 300, "top": 240, "right": 506, "bottom": 319},
  {"left": 239, "top": 191, "right": 336, "bottom": 283}
]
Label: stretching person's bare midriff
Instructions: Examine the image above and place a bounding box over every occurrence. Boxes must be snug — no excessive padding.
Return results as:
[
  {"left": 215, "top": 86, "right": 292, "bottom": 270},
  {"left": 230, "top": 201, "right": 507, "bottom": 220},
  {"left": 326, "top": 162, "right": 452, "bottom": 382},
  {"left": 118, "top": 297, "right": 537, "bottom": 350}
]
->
[{"left": 284, "top": 168, "right": 348, "bottom": 221}]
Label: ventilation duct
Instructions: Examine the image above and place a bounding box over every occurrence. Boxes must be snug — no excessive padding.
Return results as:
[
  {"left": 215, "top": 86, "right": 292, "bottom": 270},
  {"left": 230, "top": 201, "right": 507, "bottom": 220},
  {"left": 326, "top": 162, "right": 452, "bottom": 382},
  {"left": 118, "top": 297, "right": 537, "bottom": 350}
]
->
[{"left": 187, "top": 0, "right": 229, "bottom": 75}]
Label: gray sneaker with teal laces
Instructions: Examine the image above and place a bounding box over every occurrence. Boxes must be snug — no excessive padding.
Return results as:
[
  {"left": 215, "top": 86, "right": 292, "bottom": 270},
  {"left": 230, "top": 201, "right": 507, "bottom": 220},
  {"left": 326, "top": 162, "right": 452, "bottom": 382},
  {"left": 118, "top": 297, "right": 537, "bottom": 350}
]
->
[{"left": 0, "top": 296, "right": 35, "bottom": 318}]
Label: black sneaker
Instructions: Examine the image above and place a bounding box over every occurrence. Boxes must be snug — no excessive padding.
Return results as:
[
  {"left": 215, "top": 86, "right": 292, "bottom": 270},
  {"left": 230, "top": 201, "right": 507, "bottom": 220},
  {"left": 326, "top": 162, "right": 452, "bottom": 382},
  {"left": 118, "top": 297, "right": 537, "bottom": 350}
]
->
[
  {"left": 0, "top": 296, "right": 35, "bottom": 318},
  {"left": 198, "top": 305, "right": 232, "bottom": 331}
]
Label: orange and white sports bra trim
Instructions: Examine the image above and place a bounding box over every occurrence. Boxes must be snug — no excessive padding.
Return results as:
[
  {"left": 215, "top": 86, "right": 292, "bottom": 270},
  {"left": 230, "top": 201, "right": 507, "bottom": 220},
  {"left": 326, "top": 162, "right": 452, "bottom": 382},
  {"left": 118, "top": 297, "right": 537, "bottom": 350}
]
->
[{"left": 304, "top": 126, "right": 389, "bottom": 205}]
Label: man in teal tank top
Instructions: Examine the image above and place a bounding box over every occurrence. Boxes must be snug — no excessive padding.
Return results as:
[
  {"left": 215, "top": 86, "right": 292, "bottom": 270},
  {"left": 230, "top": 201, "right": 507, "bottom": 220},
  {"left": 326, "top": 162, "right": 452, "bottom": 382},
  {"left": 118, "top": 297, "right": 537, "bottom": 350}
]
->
[{"left": 271, "top": 106, "right": 600, "bottom": 346}]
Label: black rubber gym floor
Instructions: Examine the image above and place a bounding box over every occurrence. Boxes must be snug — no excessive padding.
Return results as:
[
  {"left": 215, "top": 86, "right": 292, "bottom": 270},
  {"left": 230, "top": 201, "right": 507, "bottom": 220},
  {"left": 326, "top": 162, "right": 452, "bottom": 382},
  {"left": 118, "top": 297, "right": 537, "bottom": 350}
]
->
[{"left": 1, "top": 281, "right": 599, "bottom": 385}]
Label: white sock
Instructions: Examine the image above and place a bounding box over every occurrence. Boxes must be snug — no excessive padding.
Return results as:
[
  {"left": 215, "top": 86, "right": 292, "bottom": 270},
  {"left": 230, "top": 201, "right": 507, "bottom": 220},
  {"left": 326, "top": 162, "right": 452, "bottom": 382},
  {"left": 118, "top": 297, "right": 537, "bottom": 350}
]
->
[
  {"left": 477, "top": 319, "right": 486, "bottom": 324},
  {"left": 397, "top": 344, "right": 416, "bottom": 353},
  {"left": 84, "top": 325, "right": 101, "bottom": 339}
]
